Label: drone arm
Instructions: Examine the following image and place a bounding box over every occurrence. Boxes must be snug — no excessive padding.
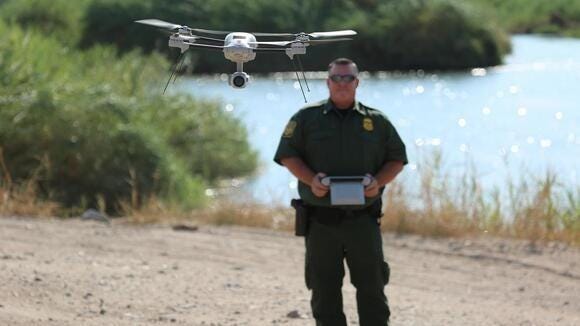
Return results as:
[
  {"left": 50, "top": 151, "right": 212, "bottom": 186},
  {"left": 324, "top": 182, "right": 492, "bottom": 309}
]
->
[
  {"left": 252, "top": 48, "right": 287, "bottom": 52},
  {"left": 183, "top": 42, "right": 226, "bottom": 50},
  {"left": 190, "top": 35, "right": 226, "bottom": 43}
]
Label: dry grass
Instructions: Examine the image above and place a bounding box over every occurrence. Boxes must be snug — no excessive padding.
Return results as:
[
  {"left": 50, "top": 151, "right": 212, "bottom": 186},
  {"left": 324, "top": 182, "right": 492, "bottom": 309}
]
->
[
  {"left": 0, "top": 181, "right": 60, "bottom": 217},
  {"left": 192, "top": 199, "right": 294, "bottom": 231},
  {"left": 0, "top": 148, "right": 60, "bottom": 217},
  {"left": 119, "top": 194, "right": 294, "bottom": 232},
  {"left": 1, "top": 148, "right": 578, "bottom": 245},
  {"left": 381, "top": 150, "right": 580, "bottom": 245}
]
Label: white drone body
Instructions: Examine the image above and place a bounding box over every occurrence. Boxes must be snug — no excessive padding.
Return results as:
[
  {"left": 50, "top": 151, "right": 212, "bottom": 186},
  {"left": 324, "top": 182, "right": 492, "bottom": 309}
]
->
[{"left": 136, "top": 19, "right": 356, "bottom": 97}]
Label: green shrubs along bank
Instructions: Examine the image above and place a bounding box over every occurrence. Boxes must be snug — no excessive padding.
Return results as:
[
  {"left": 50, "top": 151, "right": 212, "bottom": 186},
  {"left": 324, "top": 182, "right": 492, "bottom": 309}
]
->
[
  {"left": 1, "top": 0, "right": 510, "bottom": 72},
  {"left": 467, "top": 0, "right": 580, "bottom": 37},
  {"left": 0, "top": 20, "right": 257, "bottom": 214},
  {"left": 5, "top": 0, "right": 580, "bottom": 72}
]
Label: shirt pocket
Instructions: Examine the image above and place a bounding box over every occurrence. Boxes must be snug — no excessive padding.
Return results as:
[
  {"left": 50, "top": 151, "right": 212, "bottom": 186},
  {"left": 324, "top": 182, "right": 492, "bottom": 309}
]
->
[
  {"left": 359, "top": 132, "right": 383, "bottom": 172},
  {"left": 305, "top": 131, "right": 334, "bottom": 172}
]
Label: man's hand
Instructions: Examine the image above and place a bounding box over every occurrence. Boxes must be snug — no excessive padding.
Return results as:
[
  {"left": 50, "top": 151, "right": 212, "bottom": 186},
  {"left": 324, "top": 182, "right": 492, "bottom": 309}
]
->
[
  {"left": 311, "top": 172, "right": 329, "bottom": 197},
  {"left": 364, "top": 173, "right": 379, "bottom": 198}
]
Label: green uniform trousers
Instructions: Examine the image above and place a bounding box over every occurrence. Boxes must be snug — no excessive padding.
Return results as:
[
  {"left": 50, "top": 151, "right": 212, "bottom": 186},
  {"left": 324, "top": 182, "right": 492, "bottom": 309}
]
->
[{"left": 305, "top": 213, "right": 390, "bottom": 326}]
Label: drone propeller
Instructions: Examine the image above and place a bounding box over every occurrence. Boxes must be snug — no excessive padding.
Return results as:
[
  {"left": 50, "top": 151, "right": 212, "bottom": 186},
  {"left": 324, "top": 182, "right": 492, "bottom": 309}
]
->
[
  {"left": 308, "top": 30, "right": 357, "bottom": 38},
  {"left": 136, "top": 21, "right": 358, "bottom": 40},
  {"left": 249, "top": 38, "right": 352, "bottom": 47},
  {"left": 136, "top": 20, "right": 227, "bottom": 43},
  {"left": 135, "top": 19, "right": 186, "bottom": 31},
  {"left": 252, "top": 30, "right": 357, "bottom": 39},
  {"left": 306, "top": 38, "right": 353, "bottom": 44}
]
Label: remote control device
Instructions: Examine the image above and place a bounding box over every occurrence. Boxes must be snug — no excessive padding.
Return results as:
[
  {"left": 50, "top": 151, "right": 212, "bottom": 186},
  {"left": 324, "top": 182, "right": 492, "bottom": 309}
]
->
[{"left": 319, "top": 176, "right": 372, "bottom": 205}]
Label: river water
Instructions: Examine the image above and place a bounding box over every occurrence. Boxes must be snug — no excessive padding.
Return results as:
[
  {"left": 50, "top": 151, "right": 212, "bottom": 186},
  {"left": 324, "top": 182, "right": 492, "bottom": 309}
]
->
[{"left": 176, "top": 35, "right": 579, "bottom": 204}]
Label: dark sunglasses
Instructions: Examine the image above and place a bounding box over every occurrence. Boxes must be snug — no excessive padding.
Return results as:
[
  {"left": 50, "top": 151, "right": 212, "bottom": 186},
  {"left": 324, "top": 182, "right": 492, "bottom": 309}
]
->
[{"left": 329, "top": 74, "right": 357, "bottom": 83}]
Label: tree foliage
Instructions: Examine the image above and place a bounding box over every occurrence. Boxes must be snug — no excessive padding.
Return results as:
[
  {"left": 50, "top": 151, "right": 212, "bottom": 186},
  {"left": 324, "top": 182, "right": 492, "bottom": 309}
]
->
[
  {"left": 0, "top": 0, "right": 511, "bottom": 71},
  {"left": 0, "top": 20, "right": 257, "bottom": 213}
]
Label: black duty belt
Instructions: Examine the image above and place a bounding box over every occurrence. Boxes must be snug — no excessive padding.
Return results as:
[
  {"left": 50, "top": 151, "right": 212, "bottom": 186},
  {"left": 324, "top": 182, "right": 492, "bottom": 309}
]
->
[{"left": 309, "top": 200, "right": 382, "bottom": 224}]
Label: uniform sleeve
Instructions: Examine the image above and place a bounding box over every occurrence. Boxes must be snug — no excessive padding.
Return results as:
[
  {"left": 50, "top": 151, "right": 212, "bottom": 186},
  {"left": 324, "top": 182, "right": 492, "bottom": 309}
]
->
[
  {"left": 273, "top": 113, "right": 304, "bottom": 166},
  {"left": 383, "top": 119, "right": 408, "bottom": 165}
]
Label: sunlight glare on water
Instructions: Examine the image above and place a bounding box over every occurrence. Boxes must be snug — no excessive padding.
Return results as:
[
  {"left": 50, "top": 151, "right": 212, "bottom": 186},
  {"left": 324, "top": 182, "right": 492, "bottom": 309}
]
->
[{"left": 176, "top": 36, "right": 580, "bottom": 204}]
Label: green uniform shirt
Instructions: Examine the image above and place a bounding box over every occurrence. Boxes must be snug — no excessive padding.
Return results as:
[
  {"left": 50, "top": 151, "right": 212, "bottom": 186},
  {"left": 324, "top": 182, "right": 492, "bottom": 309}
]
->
[{"left": 274, "top": 99, "right": 408, "bottom": 207}]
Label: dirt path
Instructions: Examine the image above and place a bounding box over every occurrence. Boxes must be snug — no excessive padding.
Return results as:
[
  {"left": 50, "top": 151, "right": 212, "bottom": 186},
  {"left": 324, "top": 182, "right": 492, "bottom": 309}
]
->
[{"left": 0, "top": 216, "right": 578, "bottom": 325}]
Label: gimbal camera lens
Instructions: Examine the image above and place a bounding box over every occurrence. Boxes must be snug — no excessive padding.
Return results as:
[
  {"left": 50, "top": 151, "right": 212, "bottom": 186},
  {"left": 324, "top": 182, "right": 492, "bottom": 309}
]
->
[
  {"left": 233, "top": 75, "right": 245, "bottom": 87},
  {"left": 228, "top": 72, "right": 250, "bottom": 89}
]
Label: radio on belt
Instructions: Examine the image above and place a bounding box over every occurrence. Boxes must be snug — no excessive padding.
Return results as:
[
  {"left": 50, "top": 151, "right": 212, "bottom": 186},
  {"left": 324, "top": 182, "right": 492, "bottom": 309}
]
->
[{"left": 320, "top": 176, "right": 372, "bottom": 206}]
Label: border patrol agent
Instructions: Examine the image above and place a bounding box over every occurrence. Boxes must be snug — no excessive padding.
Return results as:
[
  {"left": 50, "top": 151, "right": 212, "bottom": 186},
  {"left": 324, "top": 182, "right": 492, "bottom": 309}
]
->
[{"left": 274, "top": 58, "right": 407, "bottom": 325}]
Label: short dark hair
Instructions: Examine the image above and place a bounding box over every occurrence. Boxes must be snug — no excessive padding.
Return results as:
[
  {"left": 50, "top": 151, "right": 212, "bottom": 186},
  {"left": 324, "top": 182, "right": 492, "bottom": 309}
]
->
[{"left": 328, "top": 58, "right": 359, "bottom": 75}]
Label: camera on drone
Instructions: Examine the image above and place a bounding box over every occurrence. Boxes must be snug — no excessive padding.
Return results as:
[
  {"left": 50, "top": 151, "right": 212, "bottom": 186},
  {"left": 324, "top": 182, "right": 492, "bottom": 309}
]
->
[{"left": 228, "top": 72, "right": 250, "bottom": 89}]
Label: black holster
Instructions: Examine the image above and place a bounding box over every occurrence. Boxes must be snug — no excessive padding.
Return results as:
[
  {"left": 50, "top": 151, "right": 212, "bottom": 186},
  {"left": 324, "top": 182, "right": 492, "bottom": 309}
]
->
[{"left": 290, "top": 199, "right": 309, "bottom": 236}]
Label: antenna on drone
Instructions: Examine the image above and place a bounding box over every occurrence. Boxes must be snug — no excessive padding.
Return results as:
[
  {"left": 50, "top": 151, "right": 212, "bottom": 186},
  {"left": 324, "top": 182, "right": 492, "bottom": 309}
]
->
[{"left": 172, "top": 54, "right": 186, "bottom": 84}]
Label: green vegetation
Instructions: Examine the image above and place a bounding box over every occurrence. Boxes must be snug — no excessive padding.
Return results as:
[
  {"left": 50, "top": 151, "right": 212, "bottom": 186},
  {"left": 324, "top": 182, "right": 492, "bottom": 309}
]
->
[
  {"left": 343, "top": 0, "right": 510, "bottom": 70},
  {"left": 0, "top": 0, "right": 91, "bottom": 45},
  {"left": 466, "top": 0, "right": 580, "bottom": 37},
  {"left": 3, "top": 0, "right": 580, "bottom": 72},
  {"left": 0, "top": 0, "right": 510, "bottom": 72},
  {"left": 0, "top": 16, "right": 257, "bottom": 214}
]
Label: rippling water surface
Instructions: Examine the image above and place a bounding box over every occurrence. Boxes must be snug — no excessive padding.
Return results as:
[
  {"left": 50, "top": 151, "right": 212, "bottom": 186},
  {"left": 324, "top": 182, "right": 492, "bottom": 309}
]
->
[{"left": 176, "top": 35, "right": 580, "bottom": 203}]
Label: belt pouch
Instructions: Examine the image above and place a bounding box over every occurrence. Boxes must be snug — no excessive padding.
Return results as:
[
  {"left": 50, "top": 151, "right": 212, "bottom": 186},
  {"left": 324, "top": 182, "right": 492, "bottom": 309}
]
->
[{"left": 291, "top": 199, "right": 309, "bottom": 236}]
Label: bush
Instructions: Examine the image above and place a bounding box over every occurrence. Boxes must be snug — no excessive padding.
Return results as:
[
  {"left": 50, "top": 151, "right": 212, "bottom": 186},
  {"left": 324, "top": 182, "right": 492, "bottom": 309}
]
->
[
  {"left": 466, "top": 0, "right": 580, "bottom": 36},
  {"left": 0, "top": 21, "right": 257, "bottom": 214},
  {"left": 0, "top": 0, "right": 91, "bottom": 45},
  {"left": 337, "top": 0, "right": 510, "bottom": 70},
  {"left": 133, "top": 96, "right": 258, "bottom": 182}
]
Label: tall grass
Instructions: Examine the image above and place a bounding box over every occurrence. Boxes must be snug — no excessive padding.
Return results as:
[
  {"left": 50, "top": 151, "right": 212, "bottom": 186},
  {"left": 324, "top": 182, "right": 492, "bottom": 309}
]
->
[
  {"left": 117, "top": 149, "right": 579, "bottom": 245},
  {"left": 381, "top": 150, "right": 580, "bottom": 244}
]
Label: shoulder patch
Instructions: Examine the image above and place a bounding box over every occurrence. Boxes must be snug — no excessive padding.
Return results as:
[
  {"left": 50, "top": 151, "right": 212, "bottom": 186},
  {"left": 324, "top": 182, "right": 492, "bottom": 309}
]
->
[{"left": 283, "top": 120, "right": 297, "bottom": 138}]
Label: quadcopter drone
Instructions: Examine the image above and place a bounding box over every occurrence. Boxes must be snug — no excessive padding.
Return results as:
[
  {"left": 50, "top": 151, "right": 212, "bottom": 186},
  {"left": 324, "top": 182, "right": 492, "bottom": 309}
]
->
[{"left": 135, "top": 19, "right": 357, "bottom": 101}]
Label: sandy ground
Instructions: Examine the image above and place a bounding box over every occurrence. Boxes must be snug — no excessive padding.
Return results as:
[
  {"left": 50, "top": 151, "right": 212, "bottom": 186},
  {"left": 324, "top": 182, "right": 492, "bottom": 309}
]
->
[{"left": 0, "top": 216, "right": 578, "bottom": 326}]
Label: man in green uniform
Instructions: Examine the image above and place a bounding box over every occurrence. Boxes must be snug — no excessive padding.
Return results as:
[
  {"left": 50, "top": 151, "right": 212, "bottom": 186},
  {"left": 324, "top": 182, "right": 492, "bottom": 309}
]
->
[{"left": 274, "top": 58, "right": 407, "bottom": 326}]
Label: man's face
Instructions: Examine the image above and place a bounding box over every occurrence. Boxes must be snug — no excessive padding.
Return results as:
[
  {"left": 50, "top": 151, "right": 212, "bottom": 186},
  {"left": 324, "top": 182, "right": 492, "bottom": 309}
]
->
[{"left": 327, "top": 64, "right": 359, "bottom": 105}]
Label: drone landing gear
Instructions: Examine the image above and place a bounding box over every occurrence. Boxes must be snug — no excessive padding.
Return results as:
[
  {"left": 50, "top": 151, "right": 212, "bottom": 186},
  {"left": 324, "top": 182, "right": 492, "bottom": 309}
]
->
[
  {"left": 291, "top": 55, "right": 310, "bottom": 103},
  {"left": 163, "top": 52, "right": 187, "bottom": 95}
]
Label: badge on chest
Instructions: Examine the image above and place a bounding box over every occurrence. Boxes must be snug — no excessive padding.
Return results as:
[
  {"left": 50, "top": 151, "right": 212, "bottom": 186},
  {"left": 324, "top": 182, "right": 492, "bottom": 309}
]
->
[{"left": 363, "top": 117, "right": 374, "bottom": 131}]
